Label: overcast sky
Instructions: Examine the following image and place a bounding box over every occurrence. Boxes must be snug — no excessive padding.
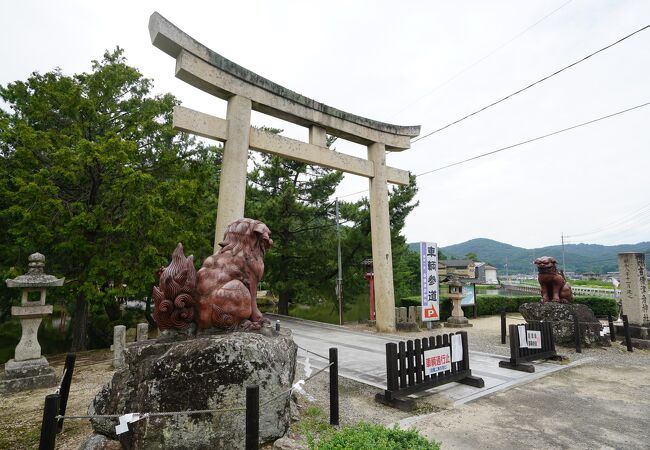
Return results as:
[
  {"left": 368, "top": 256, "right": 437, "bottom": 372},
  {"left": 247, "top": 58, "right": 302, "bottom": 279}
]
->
[{"left": 2, "top": 0, "right": 649, "bottom": 249}]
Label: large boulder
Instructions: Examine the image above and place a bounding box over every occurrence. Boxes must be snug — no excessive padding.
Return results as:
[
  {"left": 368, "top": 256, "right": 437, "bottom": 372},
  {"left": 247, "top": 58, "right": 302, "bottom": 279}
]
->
[
  {"left": 519, "top": 302, "right": 610, "bottom": 347},
  {"left": 88, "top": 328, "right": 297, "bottom": 450}
]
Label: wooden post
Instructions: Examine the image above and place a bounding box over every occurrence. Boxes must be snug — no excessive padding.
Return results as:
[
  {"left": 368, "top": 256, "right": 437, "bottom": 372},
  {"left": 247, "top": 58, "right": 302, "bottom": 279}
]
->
[
  {"left": 510, "top": 324, "right": 519, "bottom": 365},
  {"left": 607, "top": 313, "right": 616, "bottom": 341},
  {"left": 622, "top": 315, "right": 633, "bottom": 352},
  {"left": 385, "top": 343, "right": 399, "bottom": 394},
  {"left": 329, "top": 347, "right": 339, "bottom": 426},
  {"left": 414, "top": 339, "right": 423, "bottom": 384},
  {"left": 245, "top": 385, "right": 259, "bottom": 450},
  {"left": 500, "top": 309, "right": 506, "bottom": 345},
  {"left": 57, "top": 353, "right": 76, "bottom": 432},
  {"left": 39, "top": 393, "right": 60, "bottom": 450},
  {"left": 398, "top": 341, "right": 407, "bottom": 388},
  {"left": 406, "top": 340, "right": 415, "bottom": 386},
  {"left": 573, "top": 315, "right": 582, "bottom": 353}
]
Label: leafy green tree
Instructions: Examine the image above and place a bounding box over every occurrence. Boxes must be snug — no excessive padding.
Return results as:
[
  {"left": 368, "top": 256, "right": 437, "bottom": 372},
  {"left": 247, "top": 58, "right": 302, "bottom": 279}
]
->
[
  {"left": 465, "top": 252, "right": 478, "bottom": 262},
  {"left": 337, "top": 174, "right": 420, "bottom": 306},
  {"left": 0, "top": 48, "right": 219, "bottom": 350},
  {"left": 246, "top": 135, "right": 419, "bottom": 317},
  {"left": 246, "top": 130, "right": 343, "bottom": 315}
]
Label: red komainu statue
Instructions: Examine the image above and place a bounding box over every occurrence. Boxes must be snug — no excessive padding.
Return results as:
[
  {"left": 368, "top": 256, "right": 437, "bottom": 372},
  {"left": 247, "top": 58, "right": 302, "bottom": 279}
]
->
[
  {"left": 534, "top": 256, "right": 573, "bottom": 304},
  {"left": 196, "top": 218, "right": 273, "bottom": 331},
  {"left": 153, "top": 218, "right": 273, "bottom": 332}
]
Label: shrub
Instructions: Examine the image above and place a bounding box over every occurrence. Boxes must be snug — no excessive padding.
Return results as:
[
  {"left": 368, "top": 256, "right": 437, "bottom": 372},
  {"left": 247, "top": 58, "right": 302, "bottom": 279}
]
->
[
  {"left": 401, "top": 295, "right": 617, "bottom": 319},
  {"left": 313, "top": 422, "right": 440, "bottom": 450},
  {"left": 573, "top": 296, "right": 618, "bottom": 317},
  {"left": 400, "top": 296, "right": 421, "bottom": 308},
  {"left": 475, "top": 295, "right": 617, "bottom": 317}
]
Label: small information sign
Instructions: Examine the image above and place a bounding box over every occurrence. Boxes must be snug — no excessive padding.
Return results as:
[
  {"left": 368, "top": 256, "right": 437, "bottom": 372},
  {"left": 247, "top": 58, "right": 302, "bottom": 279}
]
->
[
  {"left": 420, "top": 242, "right": 440, "bottom": 321},
  {"left": 526, "top": 330, "right": 542, "bottom": 349},
  {"left": 451, "top": 334, "right": 463, "bottom": 363},
  {"left": 423, "top": 347, "right": 451, "bottom": 375},
  {"left": 518, "top": 325, "right": 528, "bottom": 348},
  {"left": 460, "top": 283, "right": 475, "bottom": 306}
]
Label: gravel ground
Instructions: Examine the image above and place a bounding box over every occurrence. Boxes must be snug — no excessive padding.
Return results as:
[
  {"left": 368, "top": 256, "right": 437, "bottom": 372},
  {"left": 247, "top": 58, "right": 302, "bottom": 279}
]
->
[
  {"left": 0, "top": 350, "right": 115, "bottom": 450},
  {"left": 1, "top": 315, "right": 648, "bottom": 449}
]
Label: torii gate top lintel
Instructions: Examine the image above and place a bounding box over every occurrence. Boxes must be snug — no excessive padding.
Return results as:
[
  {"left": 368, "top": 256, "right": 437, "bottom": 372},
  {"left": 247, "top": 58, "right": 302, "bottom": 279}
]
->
[{"left": 149, "top": 12, "right": 420, "bottom": 151}]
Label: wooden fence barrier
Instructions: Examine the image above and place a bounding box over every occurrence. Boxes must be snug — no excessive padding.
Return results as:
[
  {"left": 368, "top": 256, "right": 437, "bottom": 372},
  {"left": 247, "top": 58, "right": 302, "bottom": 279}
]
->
[
  {"left": 499, "top": 321, "right": 557, "bottom": 373},
  {"left": 375, "top": 331, "right": 484, "bottom": 410}
]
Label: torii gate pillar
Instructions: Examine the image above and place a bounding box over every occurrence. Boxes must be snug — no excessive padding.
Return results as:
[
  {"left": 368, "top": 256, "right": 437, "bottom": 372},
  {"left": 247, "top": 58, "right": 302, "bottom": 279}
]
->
[
  {"left": 214, "top": 95, "right": 252, "bottom": 250},
  {"left": 149, "top": 12, "right": 420, "bottom": 332},
  {"left": 368, "top": 143, "right": 396, "bottom": 331}
]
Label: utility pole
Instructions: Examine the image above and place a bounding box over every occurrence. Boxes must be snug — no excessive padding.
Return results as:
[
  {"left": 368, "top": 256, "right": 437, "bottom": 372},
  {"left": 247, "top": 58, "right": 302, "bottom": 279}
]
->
[
  {"left": 505, "top": 256, "right": 509, "bottom": 281},
  {"left": 335, "top": 198, "right": 343, "bottom": 326},
  {"left": 561, "top": 232, "right": 566, "bottom": 272}
]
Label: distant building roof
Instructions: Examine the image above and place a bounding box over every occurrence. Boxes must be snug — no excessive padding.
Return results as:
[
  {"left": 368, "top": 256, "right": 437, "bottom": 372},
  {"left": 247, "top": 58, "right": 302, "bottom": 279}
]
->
[{"left": 441, "top": 260, "right": 474, "bottom": 267}]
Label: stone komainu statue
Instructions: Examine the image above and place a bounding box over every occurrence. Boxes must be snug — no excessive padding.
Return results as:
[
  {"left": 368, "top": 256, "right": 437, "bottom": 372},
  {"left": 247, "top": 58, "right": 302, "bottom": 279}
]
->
[
  {"left": 534, "top": 256, "right": 573, "bottom": 304},
  {"left": 153, "top": 218, "right": 273, "bottom": 332}
]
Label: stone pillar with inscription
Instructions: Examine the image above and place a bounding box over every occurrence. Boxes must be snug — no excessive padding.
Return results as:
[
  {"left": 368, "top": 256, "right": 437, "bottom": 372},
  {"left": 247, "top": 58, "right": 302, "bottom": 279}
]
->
[
  {"left": 618, "top": 252, "right": 649, "bottom": 338},
  {"left": 1, "top": 253, "right": 63, "bottom": 393}
]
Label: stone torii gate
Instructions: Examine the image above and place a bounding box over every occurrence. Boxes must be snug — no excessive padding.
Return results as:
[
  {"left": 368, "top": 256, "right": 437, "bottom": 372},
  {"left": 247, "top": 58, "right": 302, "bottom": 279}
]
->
[{"left": 149, "top": 12, "right": 420, "bottom": 332}]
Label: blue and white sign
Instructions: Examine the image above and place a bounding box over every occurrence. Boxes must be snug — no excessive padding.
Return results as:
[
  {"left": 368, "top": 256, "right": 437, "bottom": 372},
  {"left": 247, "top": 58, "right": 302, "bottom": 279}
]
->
[
  {"left": 461, "top": 283, "right": 475, "bottom": 306},
  {"left": 420, "top": 242, "right": 440, "bottom": 321}
]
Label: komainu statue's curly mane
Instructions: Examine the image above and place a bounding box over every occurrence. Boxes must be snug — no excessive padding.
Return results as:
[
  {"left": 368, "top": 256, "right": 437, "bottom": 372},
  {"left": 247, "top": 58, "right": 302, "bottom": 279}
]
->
[
  {"left": 152, "top": 243, "right": 197, "bottom": 330},
  {"left": 217, "top": 218, "right": 263, "bottom": 257}
]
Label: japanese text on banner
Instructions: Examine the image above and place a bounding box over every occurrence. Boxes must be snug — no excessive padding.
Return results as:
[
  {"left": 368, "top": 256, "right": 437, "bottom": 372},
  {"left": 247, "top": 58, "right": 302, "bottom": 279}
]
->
[{"left": 420, "top": 242, "right": 440, "bottom": 321}]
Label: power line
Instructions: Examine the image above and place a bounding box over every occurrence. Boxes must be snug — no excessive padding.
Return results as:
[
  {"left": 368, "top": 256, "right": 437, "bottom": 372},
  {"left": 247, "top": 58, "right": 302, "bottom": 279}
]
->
[
  {"left": 566, "top": 203, "right": 650, "bottom": 238},
  {"left": 565, "top": 215, "right": 650, "bottom": 243},
  {"left": 338, "top": 101, "right": 650, "bottom": 199},
  {"left": 411, "top": 23, "right": 650, "bottom": 144},
  {"left": 391, "top": 0, "right": 574, "bottom": 119},
  {"left": 415, "top": 101, "right": 650, "bottom": 177}
]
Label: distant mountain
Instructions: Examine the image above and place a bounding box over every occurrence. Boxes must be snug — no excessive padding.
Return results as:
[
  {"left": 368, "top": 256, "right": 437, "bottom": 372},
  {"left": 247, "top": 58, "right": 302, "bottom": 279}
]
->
[{"left": 408, "top": 238, "right": 650, "bottom": 274}]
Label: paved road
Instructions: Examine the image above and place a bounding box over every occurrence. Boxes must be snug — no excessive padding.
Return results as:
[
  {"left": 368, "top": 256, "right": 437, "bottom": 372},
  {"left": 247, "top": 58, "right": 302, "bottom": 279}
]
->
[{"left": 271, "top": 314, "right": 584, "bottom": 405}]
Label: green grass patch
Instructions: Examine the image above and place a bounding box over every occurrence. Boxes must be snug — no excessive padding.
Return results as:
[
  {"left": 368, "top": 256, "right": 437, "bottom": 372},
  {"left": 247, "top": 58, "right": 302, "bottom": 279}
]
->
[
  {"left": 311, "top": 422, "right": 440, "bottom": 450},
  {"left": 295, "top": 405, "right": 333, "bottom": 447}
]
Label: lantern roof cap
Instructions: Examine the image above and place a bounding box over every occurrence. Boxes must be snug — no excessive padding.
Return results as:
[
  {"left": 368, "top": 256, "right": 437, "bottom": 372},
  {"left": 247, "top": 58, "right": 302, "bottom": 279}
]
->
[{"left": 6, "top": 253, "right": 64, "bottom": 288}]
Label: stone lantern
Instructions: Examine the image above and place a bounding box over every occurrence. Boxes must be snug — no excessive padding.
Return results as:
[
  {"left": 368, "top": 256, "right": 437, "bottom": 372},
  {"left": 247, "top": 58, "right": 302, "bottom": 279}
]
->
[
  {"left": 445, "top": 275, "right": 472, "bottom": 328},
  {"left": 0, "top": 253, "right": 63, "bottom": 393}
]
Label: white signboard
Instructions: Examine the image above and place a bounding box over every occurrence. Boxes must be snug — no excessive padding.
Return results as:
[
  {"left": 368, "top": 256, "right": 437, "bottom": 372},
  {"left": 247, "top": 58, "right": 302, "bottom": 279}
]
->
[
  {"left": 423, "top": 347, "right": 451, "bottom": 375},
  {"left": 420, "top": 242, "right": 440, "bottom": 321},
  {"left": 451, "top": 334, "right": 463, "bottom": 363},
  {"left": 526, "top": 330, "right": 542, "bottom": 349},
  {"left": 518, "top": 325, "right": 528, "bottom": 348}
]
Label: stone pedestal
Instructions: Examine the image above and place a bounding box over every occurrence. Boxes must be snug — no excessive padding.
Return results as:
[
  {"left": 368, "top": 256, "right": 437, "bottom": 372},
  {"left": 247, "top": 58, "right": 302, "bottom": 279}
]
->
[
  {"left": 12, "top": 305, "right": 52, "bottom": 360},
  {"left": 445, "top": 296, "right": 473, "bottom": 328},
  {"left": 0, "top": 357, "right": 57, "bottom": 393},
  {"left": 519, "top": 302, "right": 610, "bottom": 347},
  {"left": 444, "top": 315, "right": 473, "bottom": 328},
  {"left": 86, "top": 328, "right": 297, "bottom": 449}
]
